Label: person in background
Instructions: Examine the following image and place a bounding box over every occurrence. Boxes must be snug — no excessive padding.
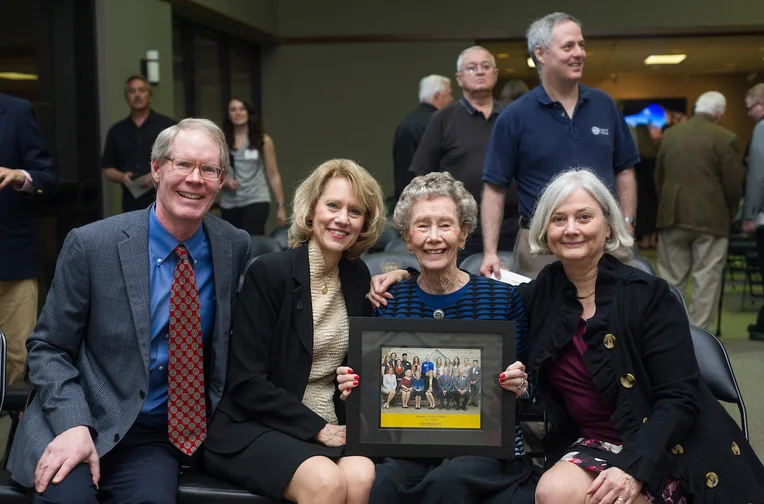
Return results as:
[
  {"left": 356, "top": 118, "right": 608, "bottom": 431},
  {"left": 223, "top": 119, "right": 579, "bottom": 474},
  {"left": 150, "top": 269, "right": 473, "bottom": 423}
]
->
[
  {"left": 633, "top": 124, "right": 659, "bottom": 249},
  {"left": 0, "top": 92, "right": 57, "bottom": 387},
  {"left": 102, "top": 74, "right": 176, "bottom": 213},
  {"left": 401, "top": 353, "right": 412, "bottom": 374},
  {"left": 499, "top": 80, "right": 530, "bottom": 108},
  {"left": 203, "top": 158, "right": 386, "bottom": 504},
  {"left": 393, "top": 75, "right": 453, "bottom": 200},
  {"left": 741, "top": 83, "right": 764, "bottom": 341},
  {"left": 654, "top": 91, "right": 742, "bottom": 334},
  {"left": 481, "top": 12, "right": 639, "bottom": 279},
  {"left": 400, "top": 369, "right": 414, "bottom": 408},
  {"left": 221, "top": 98, "right": 287, "bottom": 235},
  {"left": 517, "top": 168, "right": 763, "bottom": 503},
  {"left": 435, "top": 357, "right": 443, "bottom": 377},
  {"left": 410, "top": 46, "right": 513, "bottom": 258},
  {"left": 411, "top": 370, "right": 425, "bottom": 410},
  {"left": 469, "top": 359, "right": 481, "bottom": 407},
  {"left": 381, "top": 366, "right": 397, "bottom": 409},
  {"left": 421, "top": 354, "right": 434, "bottom": 376},
  {"left": 395, "top": 359, "right": 405, "bottom": 380},
  {"left": 438, "top": 367, "right": 453, "bottom": 410},
  {"left": 444, "top": 357, "right": 453, "bottom": 377},
  {"left": 453, "top": 367, "right": 471, "bottom": 410},
  {"left": 411, "top": 355, "right": 421, "bottom": 375},
  {"left": 423, "top": 369, "right": 438, "bottom": 409},
  {"left": 381, "top": 354, "right": 392, "bottom": 377}
]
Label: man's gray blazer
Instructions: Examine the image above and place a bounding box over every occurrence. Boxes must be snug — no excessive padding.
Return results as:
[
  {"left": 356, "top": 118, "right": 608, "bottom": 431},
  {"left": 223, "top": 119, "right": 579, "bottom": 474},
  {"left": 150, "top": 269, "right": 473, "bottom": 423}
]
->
[{"left": 7, "top": 209, "right": 250, "bottom": 488}]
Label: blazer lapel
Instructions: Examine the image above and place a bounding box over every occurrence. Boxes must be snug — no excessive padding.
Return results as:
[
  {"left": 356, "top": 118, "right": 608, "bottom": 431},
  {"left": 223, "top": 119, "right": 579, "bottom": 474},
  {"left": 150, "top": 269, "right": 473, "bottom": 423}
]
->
[
  {"left": 0, "top": 105, "right": 8, "bottom": 162},
  {"left": 117, "top": 211, "right": 152, "bottom": 375},
  {"left": 339, "top": 258, "right": 363, "bottom": 317},
  {"left": 292, "top": 246, "right": 314, "bottom": 356}
]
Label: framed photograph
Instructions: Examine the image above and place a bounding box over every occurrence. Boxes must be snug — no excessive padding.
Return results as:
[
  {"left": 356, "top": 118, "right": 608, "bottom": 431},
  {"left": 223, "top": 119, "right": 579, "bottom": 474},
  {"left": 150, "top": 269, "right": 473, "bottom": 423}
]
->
[{"left": 346, "top": 317, "right": 516, "bottom": 460}]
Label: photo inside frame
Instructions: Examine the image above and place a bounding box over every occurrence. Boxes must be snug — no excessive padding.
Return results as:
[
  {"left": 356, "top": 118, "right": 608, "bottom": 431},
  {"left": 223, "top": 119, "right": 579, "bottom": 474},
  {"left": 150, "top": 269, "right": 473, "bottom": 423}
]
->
[{"left": 379, "top": 347, "right": 483, "bottom": 429}]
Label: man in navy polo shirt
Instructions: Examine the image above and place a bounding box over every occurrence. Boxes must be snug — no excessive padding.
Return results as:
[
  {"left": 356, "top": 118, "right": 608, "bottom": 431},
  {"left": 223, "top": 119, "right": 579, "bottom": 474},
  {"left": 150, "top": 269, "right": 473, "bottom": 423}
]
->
[{"left": 480, "top": 12, "right": 639, "bottom": 279}]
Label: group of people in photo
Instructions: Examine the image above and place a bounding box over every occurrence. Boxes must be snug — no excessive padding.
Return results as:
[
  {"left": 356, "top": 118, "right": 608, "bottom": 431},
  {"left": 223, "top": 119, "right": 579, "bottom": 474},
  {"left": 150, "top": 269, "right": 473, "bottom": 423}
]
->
[
  {"left": 5, "top": 8, "right": 764, "bottom": 504},
  {"left": 380, "top": 353, "right": 481, "bottom": 411}
]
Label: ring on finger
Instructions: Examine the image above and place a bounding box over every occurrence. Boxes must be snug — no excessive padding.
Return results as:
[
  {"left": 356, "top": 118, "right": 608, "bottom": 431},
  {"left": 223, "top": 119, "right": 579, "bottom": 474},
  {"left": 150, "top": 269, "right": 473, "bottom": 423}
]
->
[
  {"left": 616, "top": 498, "right": 626, "bottom": 503},
  {"left": 518, "top": 377, "right": 525, "bottom": 388}
]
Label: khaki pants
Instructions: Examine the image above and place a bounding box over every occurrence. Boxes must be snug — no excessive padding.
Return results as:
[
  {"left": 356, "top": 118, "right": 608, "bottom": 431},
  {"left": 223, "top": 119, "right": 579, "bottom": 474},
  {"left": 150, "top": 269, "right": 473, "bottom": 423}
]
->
[
  {"left": 657, "top": 228, "right": 727, "bottom": 333},
  {"left": 513, "top": 227, "right": 635, "bottom": 279},
  {"left": 0, "top": 278, "right": 38, "bottom": 386}
]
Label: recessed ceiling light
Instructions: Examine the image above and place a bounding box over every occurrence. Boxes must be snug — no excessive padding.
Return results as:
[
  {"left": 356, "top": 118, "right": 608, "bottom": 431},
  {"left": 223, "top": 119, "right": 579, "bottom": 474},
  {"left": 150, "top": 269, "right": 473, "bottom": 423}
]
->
[
  {"left": 0, "top": 72, "right": 38, "bottom": 80},
  {"left": 644, "top": 54, "right": 687, "bottom": 65},
  {"left": 505, "top": 68, "right": 516, "bottom": 73},
  {"left": 497, "top": 53, "right": 510, "bottom": 59},
  {"left": 527, "top": 57, "right": 536, "bottom": 68}
]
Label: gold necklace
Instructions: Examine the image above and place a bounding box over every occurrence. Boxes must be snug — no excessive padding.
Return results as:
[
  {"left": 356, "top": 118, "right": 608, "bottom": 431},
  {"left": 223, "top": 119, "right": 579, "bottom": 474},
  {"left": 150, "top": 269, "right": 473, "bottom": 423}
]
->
[
  {"left": 576, "top": 291, "right": 595, "bottom": 299},
  {"left": 322, "top": 278, "right": 328, "bottom": 295}
]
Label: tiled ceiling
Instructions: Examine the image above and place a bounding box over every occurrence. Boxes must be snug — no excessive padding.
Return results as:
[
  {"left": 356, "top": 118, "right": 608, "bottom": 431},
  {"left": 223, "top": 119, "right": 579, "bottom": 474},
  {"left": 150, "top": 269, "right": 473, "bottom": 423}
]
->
[{"left": 481, "top": 35, "right": 764, "bottom": 79}]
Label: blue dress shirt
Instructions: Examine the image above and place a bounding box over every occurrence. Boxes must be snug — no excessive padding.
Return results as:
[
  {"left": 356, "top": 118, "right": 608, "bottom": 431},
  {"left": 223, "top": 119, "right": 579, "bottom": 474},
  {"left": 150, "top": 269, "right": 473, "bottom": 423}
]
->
[
  {"left": 421, "top": 360, "right": 434, "bottom": 376},
  {"left": 138, "top": 205, "right": 216, "bottom": 426}
]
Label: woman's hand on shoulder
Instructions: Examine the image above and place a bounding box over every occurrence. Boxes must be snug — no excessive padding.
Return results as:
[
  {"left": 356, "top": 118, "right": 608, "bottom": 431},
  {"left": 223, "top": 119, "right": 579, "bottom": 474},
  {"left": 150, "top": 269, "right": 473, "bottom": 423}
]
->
[
  {"left": 368, "top": 269, "right": 411, "bottom": 308},
  {"left": 499, "top": 361, "right": 528, "bottom": 398},
  {"left": 336, "top": 366, "right": 359, "bottom": 401},
  {"left": 587, "top": 466, "right": 643, "bottom": 504},
  {"left": 316, "top": 424, "right": 346, "bottom": 447}
]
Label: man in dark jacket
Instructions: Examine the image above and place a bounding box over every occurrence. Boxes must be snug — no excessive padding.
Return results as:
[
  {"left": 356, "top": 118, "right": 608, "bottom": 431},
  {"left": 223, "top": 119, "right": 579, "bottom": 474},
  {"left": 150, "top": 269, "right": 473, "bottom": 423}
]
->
[
  {"left": 0, "top": 92, "right": 57, "bottom": 386},
  {"left": 655, "top": 91, "right": 743, "bottom": 333},
  {"left": 392, "top": 75, "right": 452, "bottom": 199}
]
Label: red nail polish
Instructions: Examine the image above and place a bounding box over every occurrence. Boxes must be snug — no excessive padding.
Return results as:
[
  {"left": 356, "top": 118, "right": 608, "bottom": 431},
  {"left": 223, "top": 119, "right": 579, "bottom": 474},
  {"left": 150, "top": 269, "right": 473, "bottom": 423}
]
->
[
  {"left": 348, "top": 368, "right": 353, "bottom": 374},
  {"left": 353, "top": 381, "right": 359, "bottom": 385},
  {"left": 354, "top": 375, "right": 359, "bottom": 380},
  {"left": 500, "top": 373, "right": 506, "bottom": 379}
]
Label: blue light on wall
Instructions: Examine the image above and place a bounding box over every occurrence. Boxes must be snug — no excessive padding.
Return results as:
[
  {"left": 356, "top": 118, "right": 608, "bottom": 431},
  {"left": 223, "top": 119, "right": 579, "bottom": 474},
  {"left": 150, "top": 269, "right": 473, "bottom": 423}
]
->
[{"left": 625, "top": 103, "right": 667, "bottom": 128}]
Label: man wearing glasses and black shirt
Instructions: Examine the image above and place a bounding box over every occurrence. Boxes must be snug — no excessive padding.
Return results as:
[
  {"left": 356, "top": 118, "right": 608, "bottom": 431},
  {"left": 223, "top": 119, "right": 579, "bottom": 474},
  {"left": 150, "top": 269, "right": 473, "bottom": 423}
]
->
[
  {"left": 409, "top": 46, "right": 517, "bottom": 258},
  {"left": 102, "top": 75, "right": 176, "bottom": 213}
]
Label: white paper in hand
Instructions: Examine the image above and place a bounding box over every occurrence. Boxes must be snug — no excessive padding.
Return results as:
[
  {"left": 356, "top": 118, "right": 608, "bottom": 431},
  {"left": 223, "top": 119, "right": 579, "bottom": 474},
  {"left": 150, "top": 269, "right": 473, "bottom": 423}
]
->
[
  {"left": 126, "top": 173, "right": 154, "bottom": 199},
  {"left": 496, "top": 269, "right": 531, "bottom": 286}
]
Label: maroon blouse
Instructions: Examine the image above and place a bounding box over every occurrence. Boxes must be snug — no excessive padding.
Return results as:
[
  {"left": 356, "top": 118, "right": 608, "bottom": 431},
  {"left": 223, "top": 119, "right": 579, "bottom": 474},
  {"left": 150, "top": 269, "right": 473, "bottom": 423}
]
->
[{"left": 546, "top": 319, "right": 622, "bottom": 444}]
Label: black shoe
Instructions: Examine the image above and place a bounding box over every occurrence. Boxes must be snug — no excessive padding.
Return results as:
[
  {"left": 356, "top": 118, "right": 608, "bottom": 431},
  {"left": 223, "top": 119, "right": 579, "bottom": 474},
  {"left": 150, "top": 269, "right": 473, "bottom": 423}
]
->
[{"left": 749, "top": 332, "right": 764, "bottom": 342}]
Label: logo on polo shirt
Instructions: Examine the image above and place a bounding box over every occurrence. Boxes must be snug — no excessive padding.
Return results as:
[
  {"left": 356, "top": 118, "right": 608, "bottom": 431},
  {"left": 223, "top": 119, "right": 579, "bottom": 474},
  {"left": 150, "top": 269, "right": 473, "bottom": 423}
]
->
[{"left": 591, "top": 126, "right": 609, "bottom": 136}]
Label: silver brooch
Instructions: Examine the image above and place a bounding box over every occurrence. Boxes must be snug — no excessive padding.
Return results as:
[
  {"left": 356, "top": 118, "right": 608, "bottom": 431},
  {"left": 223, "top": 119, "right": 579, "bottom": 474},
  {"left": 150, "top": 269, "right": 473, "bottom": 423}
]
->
[{"left": 433, "top": 309, "right": 444, "bottom": 320}]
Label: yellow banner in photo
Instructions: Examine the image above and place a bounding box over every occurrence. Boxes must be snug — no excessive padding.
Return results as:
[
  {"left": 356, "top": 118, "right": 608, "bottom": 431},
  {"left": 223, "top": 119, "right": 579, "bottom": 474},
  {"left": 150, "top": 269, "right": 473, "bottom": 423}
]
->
[{"left": 380, "top": 413, "right": 481, "bottom": 429}]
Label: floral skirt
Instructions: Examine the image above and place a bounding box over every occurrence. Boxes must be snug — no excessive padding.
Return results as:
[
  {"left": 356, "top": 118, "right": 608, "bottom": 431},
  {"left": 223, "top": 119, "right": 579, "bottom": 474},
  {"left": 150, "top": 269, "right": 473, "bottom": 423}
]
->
[{"left": 561, "top": 438, "right": 688, "bottom": 504}]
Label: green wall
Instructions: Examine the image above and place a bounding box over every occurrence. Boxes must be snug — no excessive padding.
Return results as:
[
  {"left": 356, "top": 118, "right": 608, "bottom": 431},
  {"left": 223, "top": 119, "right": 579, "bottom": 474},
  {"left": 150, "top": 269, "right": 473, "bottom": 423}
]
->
[{"left": 96, "top": 0, "right": 173, "bottom": 217}]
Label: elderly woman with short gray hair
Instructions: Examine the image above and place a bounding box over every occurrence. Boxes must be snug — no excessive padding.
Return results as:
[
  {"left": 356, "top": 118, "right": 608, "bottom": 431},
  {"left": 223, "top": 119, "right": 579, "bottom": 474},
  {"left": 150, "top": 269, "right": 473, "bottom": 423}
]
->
[
  {"left": 521, "top": 168, "right": 764, "bottom": 504},
  {"left": 339, "top": 172, "right": 539, "bottom": 504}
]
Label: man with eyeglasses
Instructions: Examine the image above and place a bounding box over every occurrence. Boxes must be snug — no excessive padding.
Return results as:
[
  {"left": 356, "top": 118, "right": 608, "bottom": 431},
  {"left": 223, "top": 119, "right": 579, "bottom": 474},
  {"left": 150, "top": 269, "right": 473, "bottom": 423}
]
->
[
  {"left": 6, "top": 118, "right": 251, "bottom": 504},
  {"left": 480, "top": 12, "right": 639, "bottom": 279},
  {"left": 741, "top": 83, "right": 764, "bottom": 341},
  {"left": 409, "top": 46, "right": 516, "bottom": 258},
  {"left": 102, "top": 74, "right": 176, "bottom": 213}
]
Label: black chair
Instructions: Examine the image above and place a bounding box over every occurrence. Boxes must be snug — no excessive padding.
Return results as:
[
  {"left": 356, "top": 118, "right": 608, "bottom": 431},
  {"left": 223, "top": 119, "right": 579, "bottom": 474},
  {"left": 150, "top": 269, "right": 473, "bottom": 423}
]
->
[
  {"left": 270, "top": 225, "right": 289, "bottom": 251},
  {"left": 237, "top": 256, "right": 259, "bottom": 294},
  {"left": 667, "top": 284, "right": 691, "bottom": 325},
  {"left": 689, "top": 325, "right": 749, "bottom": 440},
  {"left": 249, "top": 235, "right": 282, "bottom": 257},
  {"left": 632, "top": 256, "right": 656, "bottom": 276},
  {"left": 362, "top": 252, "right": 420, "bottom": 276},
  {"left": 459, "top": 252, "right": 514, "bottom": 275},
  {"left": 384, "top": 237, "right": 409, "bottom": 253},
  {"left": 370, "top": 226, "right": 398, "bottom": 253}
]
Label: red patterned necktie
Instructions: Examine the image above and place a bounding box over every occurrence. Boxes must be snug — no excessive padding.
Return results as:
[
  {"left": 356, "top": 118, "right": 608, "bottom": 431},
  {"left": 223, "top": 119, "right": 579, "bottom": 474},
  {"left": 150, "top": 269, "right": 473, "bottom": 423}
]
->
[{"left": 167, "top": 244, "right": 207, "bottom": 455}]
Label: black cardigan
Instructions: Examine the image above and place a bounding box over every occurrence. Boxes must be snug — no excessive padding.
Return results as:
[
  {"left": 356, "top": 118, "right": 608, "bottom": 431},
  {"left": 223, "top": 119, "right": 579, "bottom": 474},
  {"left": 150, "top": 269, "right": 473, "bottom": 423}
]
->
[
  {"left": 204, "top": 244, "right": 372, "bottom": 454},
  {"left": 517, "top": 254, "right": 764, "bottom": 503}
]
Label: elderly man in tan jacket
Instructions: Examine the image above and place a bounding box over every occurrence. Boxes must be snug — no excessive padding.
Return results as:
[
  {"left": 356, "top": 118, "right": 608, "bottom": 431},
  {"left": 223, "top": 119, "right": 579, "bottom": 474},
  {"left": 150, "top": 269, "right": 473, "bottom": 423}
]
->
[{"left": 655, "top": 91, "right": 743, "bottom": 333}]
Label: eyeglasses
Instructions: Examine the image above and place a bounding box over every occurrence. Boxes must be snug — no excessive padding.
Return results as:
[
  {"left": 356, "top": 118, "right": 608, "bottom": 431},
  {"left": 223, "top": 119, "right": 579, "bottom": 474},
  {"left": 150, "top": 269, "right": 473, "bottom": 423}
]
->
[
  {"left": 166, "top": 157, "right": 222, "bottom": 180},
  {"left": 461, "top": 63, "right": 496, "bottom": 74},
  {"left": 747, "top": 102, "right": 762, "bottom": 113}
]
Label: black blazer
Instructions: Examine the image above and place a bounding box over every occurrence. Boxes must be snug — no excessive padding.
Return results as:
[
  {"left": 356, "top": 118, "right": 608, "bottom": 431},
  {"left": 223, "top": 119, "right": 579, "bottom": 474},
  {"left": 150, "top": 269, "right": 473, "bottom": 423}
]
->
[
  {"left": 205, "top": 244, "right": 372, "bottom": 454},
  {"left": 0, "top": 93, "right": 57, "bottom": 281},
  {"left": 518, "top": 254, "right": 764, "bottom": 503}
]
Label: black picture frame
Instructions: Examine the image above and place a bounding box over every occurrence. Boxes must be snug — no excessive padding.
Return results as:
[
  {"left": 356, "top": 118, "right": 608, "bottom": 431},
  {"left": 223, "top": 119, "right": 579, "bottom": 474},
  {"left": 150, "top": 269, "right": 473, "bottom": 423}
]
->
[{"left": 346, "top": 317, "right": 516, "bottom": 460}]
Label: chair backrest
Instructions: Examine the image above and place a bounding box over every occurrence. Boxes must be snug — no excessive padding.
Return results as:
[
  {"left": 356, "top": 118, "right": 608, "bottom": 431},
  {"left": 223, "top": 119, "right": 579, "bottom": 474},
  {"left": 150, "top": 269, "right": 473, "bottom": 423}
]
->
[
  {"left": 667, "top": 284, "right": 691, "bottom": 325},
  {"left": 384, "top": 237, "right": 409, "bottom": 253},
  {"left": 689, "top": 325, "right": 749, "bottom": 440},
  {"left": 459, "top": 251, "right": 514, "bottom": 275},
  {"left": 237, "top": 256, "right": 259, "bottom": 294},
  {"left": 362, "top": 253, "right": 421, "bottom": 276},
  {"left": 0, "top": 329, "right": 6, "bottom": 413},
  {"left": 370, "top": 226, "right": 399, "bottom": 253},
  {"left": 249, "top": 235, "right": 282, "bottom": 257},
  {"left": 632, "top": 256, "right": 656, "bottom": 276},
  {"left": 270, "top": 225, "right": 289, "bottom": 250}
]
